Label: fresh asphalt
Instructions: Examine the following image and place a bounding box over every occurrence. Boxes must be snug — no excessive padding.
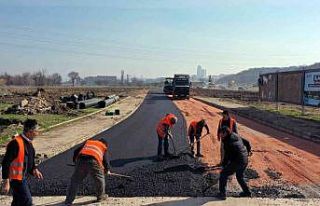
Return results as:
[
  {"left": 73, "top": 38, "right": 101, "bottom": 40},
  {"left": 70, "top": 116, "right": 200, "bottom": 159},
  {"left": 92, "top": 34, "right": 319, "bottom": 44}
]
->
[{"left": 30, "top": 91, "right": 189, "bottom": 195}]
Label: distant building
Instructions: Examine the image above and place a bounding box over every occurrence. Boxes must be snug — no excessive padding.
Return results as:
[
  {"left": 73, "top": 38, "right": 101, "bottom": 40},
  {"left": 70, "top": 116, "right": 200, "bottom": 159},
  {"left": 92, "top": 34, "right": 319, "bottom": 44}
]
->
[
  {"left": 196, "top": 65, "right": 207, "bottom": 80},
  {"left": 84, "top": 75, "right": 117, "bottom": 85}
]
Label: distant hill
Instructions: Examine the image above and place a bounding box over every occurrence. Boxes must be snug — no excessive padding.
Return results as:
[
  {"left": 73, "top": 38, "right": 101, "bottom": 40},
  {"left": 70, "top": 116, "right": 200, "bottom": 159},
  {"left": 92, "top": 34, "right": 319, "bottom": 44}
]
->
[{"left": 215, "top": 62, "right": 320, "bottom": 86}]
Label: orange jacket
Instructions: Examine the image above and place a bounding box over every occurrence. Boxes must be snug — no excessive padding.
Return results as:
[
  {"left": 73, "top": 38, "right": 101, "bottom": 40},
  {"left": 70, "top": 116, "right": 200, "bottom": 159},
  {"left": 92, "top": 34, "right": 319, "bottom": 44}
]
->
[
  {"left": 9, "top": 135, "right": 25, "bottom": 180},
  {"left": 78, "top": 140, "right": 107, "bottom": 168},
  {"left": 218, "top": 117, "right": 236, "bottom": 140},
  {"left": 156, "top": 113, "right": 176, "bottom": 138},
  {"left": 188, "top": 120, "right": 198, "bottom": 136}
]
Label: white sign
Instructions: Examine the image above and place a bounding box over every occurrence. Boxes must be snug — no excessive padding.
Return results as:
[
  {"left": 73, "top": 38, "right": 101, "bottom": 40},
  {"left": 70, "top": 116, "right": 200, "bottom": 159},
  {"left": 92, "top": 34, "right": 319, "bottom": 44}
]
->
[{"left": 304, "top": 71, "right": 320, "bottom": 92}]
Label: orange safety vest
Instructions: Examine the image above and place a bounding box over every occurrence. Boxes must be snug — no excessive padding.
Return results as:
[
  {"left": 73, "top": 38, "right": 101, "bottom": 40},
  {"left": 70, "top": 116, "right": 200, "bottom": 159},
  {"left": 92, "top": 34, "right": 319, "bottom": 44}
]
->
[
  {"left": 219, "top": 117, "right": 236, "bottom": 132},
  {"left": 156, "top": 113, "right": 176, "bottom": 138},
  {"left": 9, "top": 135, "right": 25, "bottom": 181},
  {"left": 78, "top": 140, "right": 107, "bottom": 168},
  {"left": 188, "top": 120, "right": 198, "bottom": 135}
]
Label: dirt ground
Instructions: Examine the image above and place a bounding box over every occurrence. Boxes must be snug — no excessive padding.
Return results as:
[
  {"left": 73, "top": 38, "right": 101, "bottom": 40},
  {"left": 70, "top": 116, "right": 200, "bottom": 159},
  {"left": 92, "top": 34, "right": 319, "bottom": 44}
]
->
[{"left": 173, "top": 98, "right": 320, "bottom": 198}]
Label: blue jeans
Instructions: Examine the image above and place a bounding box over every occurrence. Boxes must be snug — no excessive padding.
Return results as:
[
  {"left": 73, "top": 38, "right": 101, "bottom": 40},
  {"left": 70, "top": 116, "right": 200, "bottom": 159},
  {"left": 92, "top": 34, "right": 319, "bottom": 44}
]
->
[
  {"left": 10, "top": 179, "right": 33, "bottom": 206},
  {"left": 157, "top": 135, "right": 169, "bottom": 156}
]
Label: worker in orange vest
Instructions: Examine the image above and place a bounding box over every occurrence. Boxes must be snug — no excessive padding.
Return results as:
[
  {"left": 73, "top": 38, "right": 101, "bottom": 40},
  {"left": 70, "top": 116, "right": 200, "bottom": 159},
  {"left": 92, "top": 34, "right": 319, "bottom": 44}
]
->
[
  {"left": 1, "top": 119, "right": 43, "bottom": 206},
  {"left": 156, "top": 113, "right": 177, "bottom": 159},
  {"left": 217, "top": 110, "right": 238, "bottom": 165},
  {"left": 188, "top": 119, "right": 210, "bottom": 157},
  {"left": 65, "top": 138, "right": 110, "bottom": 205}
]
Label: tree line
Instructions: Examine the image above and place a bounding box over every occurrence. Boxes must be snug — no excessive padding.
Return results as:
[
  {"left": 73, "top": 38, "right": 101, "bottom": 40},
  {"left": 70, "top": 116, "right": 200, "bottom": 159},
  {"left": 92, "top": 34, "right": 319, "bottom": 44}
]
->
[{"left": 0, "top": 70, "right": 81, "bottom": 86}]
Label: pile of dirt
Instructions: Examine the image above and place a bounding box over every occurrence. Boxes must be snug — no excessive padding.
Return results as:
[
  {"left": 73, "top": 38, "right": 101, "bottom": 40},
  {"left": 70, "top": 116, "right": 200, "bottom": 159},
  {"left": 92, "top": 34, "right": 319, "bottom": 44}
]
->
[{"left": 3, "top": 88, "right": 70, "bottom": 115}]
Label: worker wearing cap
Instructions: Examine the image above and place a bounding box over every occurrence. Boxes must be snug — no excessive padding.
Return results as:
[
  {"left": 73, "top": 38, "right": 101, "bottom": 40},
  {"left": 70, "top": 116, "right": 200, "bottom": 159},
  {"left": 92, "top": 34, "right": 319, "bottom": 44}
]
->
[
  {"left": 217, "top": 126, "right": 251, "bottom": 200},
  {"left": 188, "top": 119, "right": 210, "bottom": 157},
  {"left": 1, "top": 119, "right": 43, "bottom": 206},
  {"left": 156, "top": 113, "right": 177, "bottom": 159},
  {"left": 65, "top": 138, "right": 110, "bottom": 205},
  {"left": 217, "top": 110, "right": 238, "bottom": 164}
]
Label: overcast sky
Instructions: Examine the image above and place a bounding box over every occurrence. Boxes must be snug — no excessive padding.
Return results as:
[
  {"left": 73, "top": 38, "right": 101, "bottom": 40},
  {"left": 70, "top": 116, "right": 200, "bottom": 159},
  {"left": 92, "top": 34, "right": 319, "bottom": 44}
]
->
[{"left": 0, "top": 0, "right": 319, "bottom": 78}]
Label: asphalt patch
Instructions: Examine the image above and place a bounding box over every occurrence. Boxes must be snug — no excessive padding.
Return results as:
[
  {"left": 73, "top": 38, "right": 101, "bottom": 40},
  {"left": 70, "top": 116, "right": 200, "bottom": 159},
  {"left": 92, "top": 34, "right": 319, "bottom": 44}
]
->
[
  {"left": 244, "top": 168, "right": 260, "bottom": 179},
  {"left": 264, "top": 168, "right": 282, "bottom": 180}
]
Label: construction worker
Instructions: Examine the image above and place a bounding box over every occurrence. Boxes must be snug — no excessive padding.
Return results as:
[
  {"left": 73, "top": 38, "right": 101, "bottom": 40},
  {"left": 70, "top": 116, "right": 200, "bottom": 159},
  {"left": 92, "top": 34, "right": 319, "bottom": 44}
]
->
[
  {"left": 217, "top": 110, "right": 238, "bottom": 165},
  {"left": 156, "top": 113, "right": 177, "bottom": 159},
  {"left": 1, "top": 119, "right": 43, "bottom": 206},
  {"left": 217, "top": 126, "right": 251, "bottom": 200},
  {"left": 188, "top": 119, "right": 210, "bottom": 157},
  {"left": 65, "top": 138, "right": 110, "bottom": 205}
]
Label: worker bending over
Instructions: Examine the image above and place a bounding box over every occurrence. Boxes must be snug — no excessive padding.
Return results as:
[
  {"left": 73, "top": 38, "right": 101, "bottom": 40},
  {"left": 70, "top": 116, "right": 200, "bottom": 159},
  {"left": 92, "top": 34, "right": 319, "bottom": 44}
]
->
[
  {"left": 156, "top": 113, "right": 177, "bottom": 159},
  {"left": 188, "top": 119, "right": 210, "bottom": 157},
  {"left": 65, "top": 138, "right": 110, "bottom": 205}
]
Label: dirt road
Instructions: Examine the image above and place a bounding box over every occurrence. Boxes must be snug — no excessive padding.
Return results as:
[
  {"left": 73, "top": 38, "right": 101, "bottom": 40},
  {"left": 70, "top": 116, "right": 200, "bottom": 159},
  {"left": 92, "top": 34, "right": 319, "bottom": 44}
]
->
[{"left": 173, "top": 98, "right": 320, "bottom": 198}]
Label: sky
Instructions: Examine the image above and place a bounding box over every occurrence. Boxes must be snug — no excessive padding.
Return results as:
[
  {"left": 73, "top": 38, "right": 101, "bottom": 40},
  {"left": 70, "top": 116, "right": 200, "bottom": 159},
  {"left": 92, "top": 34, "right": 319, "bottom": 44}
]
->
[{"left": 0, "top": 0, "right": 320, "bottom": 79}]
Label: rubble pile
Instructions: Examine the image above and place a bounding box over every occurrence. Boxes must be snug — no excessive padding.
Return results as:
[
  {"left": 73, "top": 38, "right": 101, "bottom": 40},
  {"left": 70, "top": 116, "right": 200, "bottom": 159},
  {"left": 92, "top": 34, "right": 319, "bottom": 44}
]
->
[{"left": 4, "top": 89, "right": 55, "bottom": 115}]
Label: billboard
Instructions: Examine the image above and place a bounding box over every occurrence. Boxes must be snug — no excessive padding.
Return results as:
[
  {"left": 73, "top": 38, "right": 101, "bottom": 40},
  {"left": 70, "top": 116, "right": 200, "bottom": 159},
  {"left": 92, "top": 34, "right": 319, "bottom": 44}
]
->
[
  {"left": 304, "top": 70, "right": 320, "bottom": 106},
  {"left": 304, "top": 71, "right": 320, "bottom": 92}
]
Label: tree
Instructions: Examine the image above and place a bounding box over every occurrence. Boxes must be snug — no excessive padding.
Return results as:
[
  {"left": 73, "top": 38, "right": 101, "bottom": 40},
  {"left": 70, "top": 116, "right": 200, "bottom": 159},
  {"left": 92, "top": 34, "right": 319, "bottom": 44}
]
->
[
  {"left": 48, "top": 73, "right": 62, "bottom": 85},
  {"left": 68, "top": 71, "right": 80, "bottom": 86}
]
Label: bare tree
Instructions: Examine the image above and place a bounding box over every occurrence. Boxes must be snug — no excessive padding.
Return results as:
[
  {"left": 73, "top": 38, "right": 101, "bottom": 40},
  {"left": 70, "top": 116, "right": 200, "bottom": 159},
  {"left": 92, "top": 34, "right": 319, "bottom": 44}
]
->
[
  {"left": 48, "top": 73, "right": 62, "bottom": 85},
  {"left": 68, "top": 71, "right": 80, "bottom": 86},
  {"left": 32, "top": 69, "right": 46, "bottom": 86}
]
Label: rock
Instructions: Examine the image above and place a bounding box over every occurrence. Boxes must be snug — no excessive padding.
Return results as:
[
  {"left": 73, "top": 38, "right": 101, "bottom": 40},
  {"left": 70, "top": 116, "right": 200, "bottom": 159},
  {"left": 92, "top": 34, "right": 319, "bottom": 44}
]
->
[{"left": 20, "top": 99, "right": 29, "bottom": 107}]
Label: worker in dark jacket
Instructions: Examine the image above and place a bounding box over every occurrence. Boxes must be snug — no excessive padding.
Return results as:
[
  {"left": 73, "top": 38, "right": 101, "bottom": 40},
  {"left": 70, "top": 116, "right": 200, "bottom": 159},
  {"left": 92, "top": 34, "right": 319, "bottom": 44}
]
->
[
  {"left": 217, "top": 126, "right": 251, "bottom": 200},
  {"left": 1, "top": 119, "right": 43, "bottom": 206},
  {"left": 217, "top": 110, "right": 238, "bottom": 165},
  {"left": 188, "top": 119, "right": 210, "bottom": 157},
  {"left": 65, "top": 138, "right": 110, "bottom": 205}
]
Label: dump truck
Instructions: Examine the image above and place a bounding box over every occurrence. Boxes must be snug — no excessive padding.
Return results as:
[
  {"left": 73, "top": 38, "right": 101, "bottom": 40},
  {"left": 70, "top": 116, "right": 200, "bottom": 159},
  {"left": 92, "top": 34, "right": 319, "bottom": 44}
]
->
[
  {"left": 163, "top": 77, "right": 174, "bottom": 95},
  {"left": 172, "top": 74, "right": 190, "bottom": 99}
]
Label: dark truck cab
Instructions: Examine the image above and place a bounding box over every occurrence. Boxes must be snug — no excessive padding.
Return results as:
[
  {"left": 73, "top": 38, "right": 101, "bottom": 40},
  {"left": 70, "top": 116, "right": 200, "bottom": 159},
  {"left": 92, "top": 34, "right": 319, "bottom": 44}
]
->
[
  {"left": 163, "top": 77, "right": 174, "bottom": 95},
  {"left": 172, "top": 74, "right": 190, "bottom": 99}
]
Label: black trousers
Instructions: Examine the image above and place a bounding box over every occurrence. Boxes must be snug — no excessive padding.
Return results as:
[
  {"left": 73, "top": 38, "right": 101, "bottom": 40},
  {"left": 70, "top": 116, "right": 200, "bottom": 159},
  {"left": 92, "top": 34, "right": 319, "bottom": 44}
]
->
[
  {"left": 157, "top": 135, "right": 169, "bottom": 156},
  {"left": 10, "top": 179, "right": 33, "bottom": 206},
  {"left": 219, "top": 161, "right": 250, "bottom": 195},
  {"left": 189, "top": 134, "right": 201, "bottom": 155}
]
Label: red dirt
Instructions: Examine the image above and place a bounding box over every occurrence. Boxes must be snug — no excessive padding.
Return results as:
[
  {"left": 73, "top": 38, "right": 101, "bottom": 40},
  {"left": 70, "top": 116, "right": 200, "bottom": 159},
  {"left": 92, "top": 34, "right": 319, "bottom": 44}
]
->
[{"left": 173, "top": 98, "right": 320, "bottom": 191}]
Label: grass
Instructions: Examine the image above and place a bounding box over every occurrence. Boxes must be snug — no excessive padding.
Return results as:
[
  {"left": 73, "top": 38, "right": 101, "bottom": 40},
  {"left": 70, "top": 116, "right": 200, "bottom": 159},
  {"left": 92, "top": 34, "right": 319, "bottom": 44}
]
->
[
  {"left": 249, "top": 103, "right": 320, "bottom": 122},
  {"left": 0, "top": 102, "right": 12, "bottom": 111},
  {"left": 0, "top": 106, "right": 103, "bottom": 145}
]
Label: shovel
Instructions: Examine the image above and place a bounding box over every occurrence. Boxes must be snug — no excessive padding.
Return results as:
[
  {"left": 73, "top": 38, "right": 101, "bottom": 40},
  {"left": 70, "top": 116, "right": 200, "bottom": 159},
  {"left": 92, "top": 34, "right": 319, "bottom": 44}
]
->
[
  {"left": 177, "top": 133, "right": 210, "bottom": 156},
  {"left": 67, "top": 164, "right": 133, "bottom": 180}
]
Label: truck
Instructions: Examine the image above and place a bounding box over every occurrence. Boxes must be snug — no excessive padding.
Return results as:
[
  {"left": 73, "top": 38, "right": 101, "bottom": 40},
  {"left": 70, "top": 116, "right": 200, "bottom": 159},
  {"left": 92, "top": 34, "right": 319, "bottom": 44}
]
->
[
  {"left": 172, "top": 74, "right": 190, "bottom": 99},
  {"left": 163, "top": 77, "right": 174, "bottom": 95}
]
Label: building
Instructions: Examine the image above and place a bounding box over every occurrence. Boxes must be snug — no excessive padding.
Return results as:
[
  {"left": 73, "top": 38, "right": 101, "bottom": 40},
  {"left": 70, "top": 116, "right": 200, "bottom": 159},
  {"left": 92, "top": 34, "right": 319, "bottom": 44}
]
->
[
  {"left": 196, "top": 65, "right": 207, "bottom": 80},
  {"left": 84, "top": 75, "right": 117, "bottom": 85},
  {"left": 259, "top": 68, "right": 320, "bottom": 106}
]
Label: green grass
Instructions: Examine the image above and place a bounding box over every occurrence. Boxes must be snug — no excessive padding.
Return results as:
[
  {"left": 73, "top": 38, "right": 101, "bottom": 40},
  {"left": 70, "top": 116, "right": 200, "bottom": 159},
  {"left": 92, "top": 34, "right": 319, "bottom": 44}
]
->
[
  {"left": 0, "top": 107, "right": 103, "bottom": 145},
  {"left": 0, "top": 102, "right": 12, "bottom": 111},
  {"left": 250, "top": 103, "right": 320, "bottom": 122}
]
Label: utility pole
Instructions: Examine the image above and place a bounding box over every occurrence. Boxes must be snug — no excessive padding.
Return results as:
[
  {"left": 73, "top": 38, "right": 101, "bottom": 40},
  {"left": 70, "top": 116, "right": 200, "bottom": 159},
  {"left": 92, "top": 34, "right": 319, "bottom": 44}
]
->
[{"left": 121, "top": 70, "right": 124, "bottom": 85}]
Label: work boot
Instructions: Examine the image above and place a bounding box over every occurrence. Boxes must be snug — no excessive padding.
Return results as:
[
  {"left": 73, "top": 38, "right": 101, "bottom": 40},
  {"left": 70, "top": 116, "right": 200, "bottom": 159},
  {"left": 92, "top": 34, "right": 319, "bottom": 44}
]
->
[
  {"left": 239, "top": 191, "right": 252, "bottom": 197},
  {"left": 96, "top": 194, "right": 108, "bottom": 202},
  {"left": 216, "top": 192, "right": 226, "bottom": 200}
]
